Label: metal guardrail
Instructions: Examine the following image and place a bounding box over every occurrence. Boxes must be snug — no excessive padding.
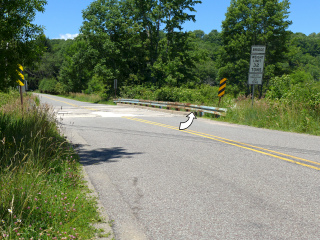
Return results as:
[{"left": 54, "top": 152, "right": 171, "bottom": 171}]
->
[{"left": 113, "top": 99, "right": 227, "bottom": 116}]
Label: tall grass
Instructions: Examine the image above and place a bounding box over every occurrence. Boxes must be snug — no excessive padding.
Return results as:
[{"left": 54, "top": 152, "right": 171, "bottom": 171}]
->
[
  {"left": 120, "top": 84, "right": 320, "bottom": 135},
  {"left": 58, "top": 93, "right": 115, "bottom": 105},
  {"left": 214, "top": 96, "right": 320, "bottom": 135},
  {"left": 0, "top": 92, "right": 105, "bottom": 239}
]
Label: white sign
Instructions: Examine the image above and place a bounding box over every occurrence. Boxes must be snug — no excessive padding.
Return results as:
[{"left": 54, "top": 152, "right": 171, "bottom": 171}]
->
[
  {"left": 248, "top": 73, "right": 263, "bottom": 85},
  {"left": 251, "top": 46, "right": 266, "bottom": 54},
  {"left": 249, "top": 55, "right": 265, "bottom": 73},
  {"left": 248, "top": 45, "right": 266, "bottom": 85}
]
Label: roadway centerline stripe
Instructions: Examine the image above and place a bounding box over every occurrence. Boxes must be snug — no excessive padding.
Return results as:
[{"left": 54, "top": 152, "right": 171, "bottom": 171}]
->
[
  {"left": 125, "top": 116, "right": 320, "bottom": 166},
  {"left": 123, "top": 116, "right": 320, "bottom": 171},
  {"left": 184, "top": 129, "right": 320, "bottom": 167},
  {"left": 39, "top": 94, "right": 99, "bottom": 111}
]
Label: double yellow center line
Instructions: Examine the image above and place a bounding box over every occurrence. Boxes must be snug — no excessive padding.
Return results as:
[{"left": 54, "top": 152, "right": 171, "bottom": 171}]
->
[
  {"left": 123, "top": 116, "right": 320, "bottom": 171},
  {"left": 38, "top": 94, "right": 319, "bottom": 172},
  {"left": 39, "top": 94, "right": 99, "bottom": 111}
]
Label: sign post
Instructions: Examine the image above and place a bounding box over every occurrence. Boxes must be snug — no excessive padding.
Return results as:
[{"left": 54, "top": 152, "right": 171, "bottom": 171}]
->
[
  {"left": 218, "top": 78, "right": 227, "bottom": 107},
  {"left": 248, "top": 46, "right": 265, "bottom": 106}
]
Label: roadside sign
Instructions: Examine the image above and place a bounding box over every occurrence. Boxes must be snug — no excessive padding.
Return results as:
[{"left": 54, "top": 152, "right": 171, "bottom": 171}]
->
[
  {"left": 249, "top": 55, "right": 265, "bottom": 73},
  {"left": 114, "top": 79, "right": 117, "bottom": 89},
  {"left": 218, "top": 78, "right": 227, "bottom": 97},
  {"left": 248, "top": 73, "right": 263, "bottom": 85},
  {"left": 17, "top": 64, "right": 25, "bottom": 86},
  {"left": 218, "top": 78, "right": 227, "bottom": 107},
  {"left": 248, "top": 45, "right": 265, "bottom": 85},
  {"left": 114, "top": 79, "right": 117, "bottom": 98},
  {"left": 251, "top": 45, "right": 266, "bottom": 54},
  {"left": 17, "top": 64, "right": 24, "bottom": 110},
  {"left": 248, "top": 45, "right": 266, "bottom": 106}
]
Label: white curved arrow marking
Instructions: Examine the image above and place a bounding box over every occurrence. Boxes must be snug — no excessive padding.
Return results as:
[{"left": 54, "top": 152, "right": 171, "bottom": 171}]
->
[{"left": 179, "top": 112, "right": 197, "bottom": 130}]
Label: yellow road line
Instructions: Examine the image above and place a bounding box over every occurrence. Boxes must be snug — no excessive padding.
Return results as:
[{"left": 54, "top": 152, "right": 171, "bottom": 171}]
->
[
  {"left": 40, "top": 94, "right": 99, "bottom": 111},
  {"left": 184, "top": 130, "right": 320, "bottom": 167},
  {"left": 123, "top": 117, "right": 320, "bottom": 171}
]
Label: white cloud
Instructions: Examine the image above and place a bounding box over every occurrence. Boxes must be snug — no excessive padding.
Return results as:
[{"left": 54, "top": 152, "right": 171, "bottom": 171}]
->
[{"left": 59, "top": 33, "right": 79, "bottom": 40}]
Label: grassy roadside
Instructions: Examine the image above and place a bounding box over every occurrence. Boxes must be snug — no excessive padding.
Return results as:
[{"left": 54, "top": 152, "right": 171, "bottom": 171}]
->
[
  {"left": 38, "top": 85, "right": 320, "bottom": 136},
  {"left": 206, "top": 96, "right": 320, "bottom": 136},
  {"left": 0, "top": 91, "right": 113, "bottom": 239},
  {"left": 57, "top": 93, "right": 116, "bottom": 105},
  {"left": 119, "top": 85, "right": 320, "bottom": 136}
]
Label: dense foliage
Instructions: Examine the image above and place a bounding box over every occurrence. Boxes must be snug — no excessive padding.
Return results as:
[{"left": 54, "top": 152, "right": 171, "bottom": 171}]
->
[
  {"left": 19, "top": 0, "right": 319, "bottom": 113},
  {"left": 0, "top": 0, "right": 47, "bottom": 91},
  {"left": 219, "top": 0, "right": 292, "bottom": 96}
]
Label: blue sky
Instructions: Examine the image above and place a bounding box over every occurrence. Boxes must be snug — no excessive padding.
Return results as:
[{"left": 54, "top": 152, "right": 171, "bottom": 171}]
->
[{"left": 33, "top": 0, "right": 320, "bottom": 40}]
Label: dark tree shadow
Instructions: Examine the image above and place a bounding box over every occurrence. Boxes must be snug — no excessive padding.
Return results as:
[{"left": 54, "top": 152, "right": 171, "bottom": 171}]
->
[{"left": 73, "top": 145, "right": 143, "bottom": 166}]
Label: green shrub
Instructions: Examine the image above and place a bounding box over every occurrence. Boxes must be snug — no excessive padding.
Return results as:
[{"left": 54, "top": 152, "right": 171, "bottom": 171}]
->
[
  {"left": 266, "top": 72, "right": 320, "bottom": 113},
  {"left": 86, "top": 75, "right": 105, "bottom": 94},
  {"left": 119, "top": 84, "right": 232, "bottom": 107},
  {"left": 54, "top": 82, "right": 66, "bottom": 94},
  {"left": 38, "top": 78, "right": 58, "bottom": 94}
]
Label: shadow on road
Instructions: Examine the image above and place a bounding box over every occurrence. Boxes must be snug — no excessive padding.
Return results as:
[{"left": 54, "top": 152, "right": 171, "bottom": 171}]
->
[{"left": 74, "top": 145, "right": 143, "bottom": 166}]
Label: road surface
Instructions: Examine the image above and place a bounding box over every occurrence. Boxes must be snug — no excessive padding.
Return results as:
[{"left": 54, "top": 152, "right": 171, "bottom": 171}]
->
[{"left": 37, "top": 93, "right": 320, "bottom": 240}]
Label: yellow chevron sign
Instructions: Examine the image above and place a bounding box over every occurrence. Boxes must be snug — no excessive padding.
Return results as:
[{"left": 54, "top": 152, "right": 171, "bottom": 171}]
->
[
  {"left": 17, "top": 64, "right": 24, "bottom": 86},
  {"left": 218, "top": 78, "right": 227, "bottom": 97}
]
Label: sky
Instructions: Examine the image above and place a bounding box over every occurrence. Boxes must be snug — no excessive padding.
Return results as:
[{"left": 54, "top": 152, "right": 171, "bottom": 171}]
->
[{"left": 33, "top": 0, "right": 320, "bottom": 40}]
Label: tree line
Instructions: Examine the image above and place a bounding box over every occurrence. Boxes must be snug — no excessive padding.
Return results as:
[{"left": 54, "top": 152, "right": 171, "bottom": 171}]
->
[{"left": 2, "top": 0, "right": 320, "bottom": 100}]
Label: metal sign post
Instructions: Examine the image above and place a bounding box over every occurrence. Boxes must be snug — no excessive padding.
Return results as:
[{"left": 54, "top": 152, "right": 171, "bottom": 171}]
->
[{"left": 248, "top": 46, "right": 266, "bottom": 106}]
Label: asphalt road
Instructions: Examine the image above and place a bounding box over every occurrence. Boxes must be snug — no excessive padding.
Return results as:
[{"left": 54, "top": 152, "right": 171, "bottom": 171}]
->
[{"left": 37, "top": 93, "right": 320, "bottom": 240}]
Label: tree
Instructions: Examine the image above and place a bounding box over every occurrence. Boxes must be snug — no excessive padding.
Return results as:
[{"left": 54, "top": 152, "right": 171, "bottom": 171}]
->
[
  {"left": 25, "top": 38, "right": 72, "bottom": 90},
  {"left": 0, "top": 0, "right": 47, "bottom": 91},
  {"left": 191, "top": 30, "right": 222, "bottom": 86},
  {"left": 58, "top": 37, "right": 99, "bottom": 93},
  {"left": 79, "top": 0, "right": 202, "bottom": 89},
  {"left": 218, "top": 0, "right": 292, "bottom": 96},
  {"left": 287, "top": 32, "right": 320, "bottom": 81}
]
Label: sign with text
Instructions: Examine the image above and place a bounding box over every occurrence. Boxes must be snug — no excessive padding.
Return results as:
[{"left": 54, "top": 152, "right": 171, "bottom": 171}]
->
[
  {"left": 248, "top": 73, "right": 263, "bottom": 85},
  {"left": 248, "top": 45, "right": 265, "bottom": 85},
  {"left": 251, "top": 46, "right": 266, "bottom": 54},
  {"left": 249, "top": 55, "right": 265, "bottom": 73}
]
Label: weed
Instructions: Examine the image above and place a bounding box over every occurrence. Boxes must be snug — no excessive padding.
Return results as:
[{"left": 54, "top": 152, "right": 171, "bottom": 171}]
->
[
  {"left": 58, "top": 93, "right": 116, "bottom": 105},
  {"left": 0, "top": 91, "right": 102, "bottom": 239}
]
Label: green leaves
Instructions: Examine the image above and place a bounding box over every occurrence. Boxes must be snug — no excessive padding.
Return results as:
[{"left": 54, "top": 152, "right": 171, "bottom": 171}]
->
[
  {"left": 219, "top": 0, "right": 292, "bottom": 94},
  {"left": 74, "top": 0, "right": 203, "bottom": 92},
  {"left": 0, "top": 0, "right": 48, "bottom": 91}
]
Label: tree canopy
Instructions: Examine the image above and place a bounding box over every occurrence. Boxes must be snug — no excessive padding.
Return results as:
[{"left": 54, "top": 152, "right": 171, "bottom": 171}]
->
[
  {"left": 16, "top": 0, "right": 319, "bottom": 102},
  {"left": 0, "top": 0, "right": 47, "bottom": 91},
  {"left": 219, "top": 0, "right": 292, "bottom": 95}
]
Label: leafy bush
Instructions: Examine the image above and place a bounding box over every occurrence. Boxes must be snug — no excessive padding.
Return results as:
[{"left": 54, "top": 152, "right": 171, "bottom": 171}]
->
[
  {"left": 119, "top": 84, "right": 232, "bottom": 107},
  {"left": 266, "top": 74, "right": 291, "bottom": 99},
  {"left": 38, "top": 78, "right": 58, "bottom": 94},
  {"left": 266, "top": 72, "right": 320, "bottom": 112},
  {"left": 54, "top": 82, "right": 66, "bottom": 94},
  {"left": 85, "top": 75, "right": 105, "bottom": 94}
]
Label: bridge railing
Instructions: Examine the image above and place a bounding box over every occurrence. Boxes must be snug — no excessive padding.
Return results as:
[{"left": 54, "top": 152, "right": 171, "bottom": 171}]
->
[{"left": 113, "top": 99, "right": 227, "bottom": 116}]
